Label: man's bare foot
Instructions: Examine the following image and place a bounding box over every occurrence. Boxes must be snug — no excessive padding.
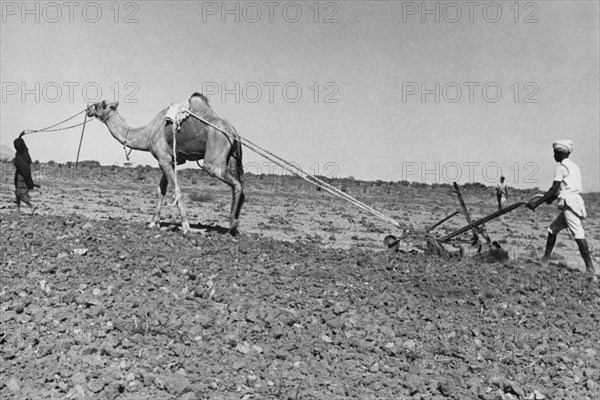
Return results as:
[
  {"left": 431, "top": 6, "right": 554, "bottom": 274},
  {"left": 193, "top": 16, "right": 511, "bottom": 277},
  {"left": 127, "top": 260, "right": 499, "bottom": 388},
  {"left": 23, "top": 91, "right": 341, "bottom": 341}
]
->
[{"left": 31, "top": 206, "right": 37, "bottom": 215}]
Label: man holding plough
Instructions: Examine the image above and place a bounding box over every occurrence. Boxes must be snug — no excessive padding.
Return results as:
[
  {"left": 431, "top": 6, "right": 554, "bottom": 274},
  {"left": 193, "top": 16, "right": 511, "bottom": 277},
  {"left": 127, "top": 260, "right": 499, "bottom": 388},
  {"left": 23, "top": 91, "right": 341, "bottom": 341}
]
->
[{"left": 526, "top": 139, "right": 597, "bottom": 278}]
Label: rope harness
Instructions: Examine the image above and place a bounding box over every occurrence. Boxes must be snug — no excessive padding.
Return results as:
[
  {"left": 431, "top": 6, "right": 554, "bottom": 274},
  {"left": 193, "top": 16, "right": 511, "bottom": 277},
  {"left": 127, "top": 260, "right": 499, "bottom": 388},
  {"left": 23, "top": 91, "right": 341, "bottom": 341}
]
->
[
  {"left": 101, "top": 112, "right": 132, "bottom": 161},
  {"left": 165, "top": 102, "right": 192, "bottom": 202},
  {"left": 20, "top": 108, "right": 90, "bottom": 166},
  {"left": 20, "top": 109, "right": 87, "bottom": 135}
]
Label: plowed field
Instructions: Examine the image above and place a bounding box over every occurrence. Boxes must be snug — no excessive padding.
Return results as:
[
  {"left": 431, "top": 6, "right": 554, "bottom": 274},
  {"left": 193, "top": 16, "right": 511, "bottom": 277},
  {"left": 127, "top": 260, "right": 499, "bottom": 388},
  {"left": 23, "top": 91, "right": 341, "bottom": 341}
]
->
[{"left": 1, "top": 163, "right": 599, "bottom": 400}]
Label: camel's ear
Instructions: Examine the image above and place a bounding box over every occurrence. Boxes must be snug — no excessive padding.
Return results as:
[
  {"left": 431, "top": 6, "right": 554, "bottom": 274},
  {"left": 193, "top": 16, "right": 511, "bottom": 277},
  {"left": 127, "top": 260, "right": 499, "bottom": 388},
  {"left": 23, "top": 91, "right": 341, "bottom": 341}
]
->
[
  {"left": 101, "top": 100, "right": 107, "bottom": 109},
  {"left": 109, "top": 102, "right": 119, "bottom": 110}
]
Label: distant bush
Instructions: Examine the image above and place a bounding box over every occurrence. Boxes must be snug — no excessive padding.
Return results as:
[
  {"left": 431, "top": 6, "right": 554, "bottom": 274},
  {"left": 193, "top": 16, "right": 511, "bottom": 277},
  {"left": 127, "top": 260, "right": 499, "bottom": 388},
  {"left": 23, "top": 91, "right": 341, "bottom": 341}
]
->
[
  {"left": 463, "top": 182, "right": 488, "bottom": 191},
  {"left": 77, "top": 160, "right": 101, "bottom": 168},
  {"left": 432, "top": 183, "right": 452, "bottom": 190}
]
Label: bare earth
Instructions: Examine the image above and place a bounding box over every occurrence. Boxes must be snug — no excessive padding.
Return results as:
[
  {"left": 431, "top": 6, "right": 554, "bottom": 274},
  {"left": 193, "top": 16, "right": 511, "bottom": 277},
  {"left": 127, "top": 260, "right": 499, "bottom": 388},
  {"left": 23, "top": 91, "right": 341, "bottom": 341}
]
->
[{"left": 1, "top": 162, "right": 599, "bottom": 400}]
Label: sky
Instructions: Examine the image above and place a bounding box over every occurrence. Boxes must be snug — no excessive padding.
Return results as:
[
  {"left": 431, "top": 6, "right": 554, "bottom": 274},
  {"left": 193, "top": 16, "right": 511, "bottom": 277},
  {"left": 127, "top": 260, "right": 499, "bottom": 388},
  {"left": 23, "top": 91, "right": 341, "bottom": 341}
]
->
[{"left": 1, "top": 0, "right": 599, "bottom": 191}]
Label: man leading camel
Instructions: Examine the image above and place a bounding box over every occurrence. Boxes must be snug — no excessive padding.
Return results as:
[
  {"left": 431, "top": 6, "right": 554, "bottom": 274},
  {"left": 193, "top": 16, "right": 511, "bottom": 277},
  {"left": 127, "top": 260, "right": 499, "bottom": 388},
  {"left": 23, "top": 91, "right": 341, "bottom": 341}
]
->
[
  {"left": 526, "top": 139, "right": 597, "bottom": 276},
  {"left": 13, "top": 135, "right": 41, "bottom": 214}
]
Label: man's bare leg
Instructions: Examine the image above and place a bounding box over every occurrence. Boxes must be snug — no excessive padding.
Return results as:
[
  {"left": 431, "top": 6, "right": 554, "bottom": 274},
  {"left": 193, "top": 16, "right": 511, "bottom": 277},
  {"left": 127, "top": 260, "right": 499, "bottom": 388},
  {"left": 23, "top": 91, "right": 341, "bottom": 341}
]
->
[
  {"left": 575, "top": 238, "right": 596, "bottom": 274},
  {"left": 541, "top": 232, "right": 557, "bottom": 265}
]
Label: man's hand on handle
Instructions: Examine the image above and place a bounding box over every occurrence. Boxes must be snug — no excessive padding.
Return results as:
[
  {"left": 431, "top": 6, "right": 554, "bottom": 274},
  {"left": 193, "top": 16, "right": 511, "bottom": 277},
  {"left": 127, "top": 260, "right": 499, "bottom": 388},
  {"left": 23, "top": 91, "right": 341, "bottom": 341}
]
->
[{"left": 527, "top": 183, "right": 560, "bottom": 212}]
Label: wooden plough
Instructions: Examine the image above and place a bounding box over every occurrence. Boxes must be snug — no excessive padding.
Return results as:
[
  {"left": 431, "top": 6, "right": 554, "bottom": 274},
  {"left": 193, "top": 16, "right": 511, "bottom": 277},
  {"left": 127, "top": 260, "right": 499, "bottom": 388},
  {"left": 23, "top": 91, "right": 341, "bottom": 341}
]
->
[{"left": 384, "top": 182, "right": 541, "bottom": 259}]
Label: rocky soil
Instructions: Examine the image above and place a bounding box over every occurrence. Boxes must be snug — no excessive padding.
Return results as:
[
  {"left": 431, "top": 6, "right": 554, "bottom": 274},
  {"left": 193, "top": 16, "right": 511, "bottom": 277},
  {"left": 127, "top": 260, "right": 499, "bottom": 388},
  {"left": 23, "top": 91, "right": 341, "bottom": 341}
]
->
[{"left": 1, "top": 162, "right": 599, "bottom": 399}]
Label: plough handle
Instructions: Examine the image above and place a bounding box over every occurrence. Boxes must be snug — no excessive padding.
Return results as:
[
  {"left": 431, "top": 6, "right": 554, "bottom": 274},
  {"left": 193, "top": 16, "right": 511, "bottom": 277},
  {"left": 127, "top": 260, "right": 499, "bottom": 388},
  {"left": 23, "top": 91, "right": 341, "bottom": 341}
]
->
[{"left": 437, "top": 202, "right": 526, "bottom": 242}]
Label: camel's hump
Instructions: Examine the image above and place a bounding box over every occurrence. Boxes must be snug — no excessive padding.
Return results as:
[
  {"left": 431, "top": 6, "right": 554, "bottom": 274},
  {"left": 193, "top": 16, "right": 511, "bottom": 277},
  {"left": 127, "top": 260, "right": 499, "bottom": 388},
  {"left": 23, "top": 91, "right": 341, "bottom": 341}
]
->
[{"left": 189, "top": 93, "right": 214, "bottom": 118}]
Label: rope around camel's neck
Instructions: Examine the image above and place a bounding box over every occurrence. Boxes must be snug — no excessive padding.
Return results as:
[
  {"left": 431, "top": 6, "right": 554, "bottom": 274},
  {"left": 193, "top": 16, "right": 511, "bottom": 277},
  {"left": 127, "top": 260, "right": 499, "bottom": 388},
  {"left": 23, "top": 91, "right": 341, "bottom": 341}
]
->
[
  {"left": 101, "top": 112, "right": 131, "bottom": 146},
  {"left": 100, "top": 111, "right": 136, "bottom": 162}
]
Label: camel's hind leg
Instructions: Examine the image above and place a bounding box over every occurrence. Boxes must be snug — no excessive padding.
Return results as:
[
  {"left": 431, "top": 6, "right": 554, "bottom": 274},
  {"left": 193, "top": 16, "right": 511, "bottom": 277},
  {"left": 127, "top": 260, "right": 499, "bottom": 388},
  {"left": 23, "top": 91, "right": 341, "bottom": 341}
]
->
[
  {"left": 149, "top": 174, "right": 168, "bottom": 229},
  {"left": 203, "top": 161, "right": 245, "bottom": 235},
  {"left": 228, "top": 157, "right": 246, "bottom": 233},
  {"left": 227, "top": 173, "right": 245, "bottom": 235}
]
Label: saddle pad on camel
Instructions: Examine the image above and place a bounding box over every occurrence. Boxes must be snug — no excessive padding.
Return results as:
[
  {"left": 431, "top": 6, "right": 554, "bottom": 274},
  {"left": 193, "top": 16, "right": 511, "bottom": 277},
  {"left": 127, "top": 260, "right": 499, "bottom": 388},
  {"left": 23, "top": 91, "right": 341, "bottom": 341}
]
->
[{"left": 165, "top": 102, "right": 190, "bottom": 127}]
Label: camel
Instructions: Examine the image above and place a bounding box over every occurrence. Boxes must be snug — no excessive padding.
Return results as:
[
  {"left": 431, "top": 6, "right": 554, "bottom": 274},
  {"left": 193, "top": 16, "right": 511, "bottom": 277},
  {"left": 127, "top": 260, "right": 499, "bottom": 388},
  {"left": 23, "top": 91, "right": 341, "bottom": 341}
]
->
[{"left": 86, "top": 93, "right": 245, "bottom": 235}]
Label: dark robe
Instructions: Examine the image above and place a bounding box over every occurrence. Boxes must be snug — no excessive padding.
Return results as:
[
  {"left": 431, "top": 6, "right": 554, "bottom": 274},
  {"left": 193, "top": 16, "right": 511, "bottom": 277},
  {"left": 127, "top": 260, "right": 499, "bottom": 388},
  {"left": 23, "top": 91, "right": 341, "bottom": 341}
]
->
[{"left": 13, "top": 138, "right": 34, "bottom": 191}]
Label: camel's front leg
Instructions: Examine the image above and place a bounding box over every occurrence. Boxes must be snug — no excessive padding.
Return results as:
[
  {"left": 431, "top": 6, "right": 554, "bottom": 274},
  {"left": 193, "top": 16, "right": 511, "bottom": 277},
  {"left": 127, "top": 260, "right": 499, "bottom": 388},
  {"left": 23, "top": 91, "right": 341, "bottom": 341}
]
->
[
  {"left": 159, "top": 160, "right": 190, "bottom": 233},
  {"left": 149, "top": 174, "right": 168, "bottom": 229}
]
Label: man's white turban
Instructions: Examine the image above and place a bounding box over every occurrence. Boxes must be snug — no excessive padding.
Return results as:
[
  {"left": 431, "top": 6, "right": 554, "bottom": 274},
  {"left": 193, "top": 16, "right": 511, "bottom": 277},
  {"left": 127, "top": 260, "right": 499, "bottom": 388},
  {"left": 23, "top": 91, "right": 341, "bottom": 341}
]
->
[{"left": 553, "top": 139, "right": 574, "bottom": 154}]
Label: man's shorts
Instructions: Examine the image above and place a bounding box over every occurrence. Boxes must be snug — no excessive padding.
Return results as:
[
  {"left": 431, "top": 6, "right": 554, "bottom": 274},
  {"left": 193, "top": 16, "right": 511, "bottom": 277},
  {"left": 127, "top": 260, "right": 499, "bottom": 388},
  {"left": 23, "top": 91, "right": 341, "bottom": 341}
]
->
[{"left": 548, "top": 207, "right": 585, "bottom": 239}]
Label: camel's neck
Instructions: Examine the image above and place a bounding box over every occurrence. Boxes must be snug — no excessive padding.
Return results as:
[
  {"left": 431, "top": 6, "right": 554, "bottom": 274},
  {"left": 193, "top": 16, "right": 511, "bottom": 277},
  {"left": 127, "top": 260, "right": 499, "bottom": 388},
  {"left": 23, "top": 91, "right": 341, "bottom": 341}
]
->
[{"left": 103, "top": 113, "right": 153, "bottom": 151}]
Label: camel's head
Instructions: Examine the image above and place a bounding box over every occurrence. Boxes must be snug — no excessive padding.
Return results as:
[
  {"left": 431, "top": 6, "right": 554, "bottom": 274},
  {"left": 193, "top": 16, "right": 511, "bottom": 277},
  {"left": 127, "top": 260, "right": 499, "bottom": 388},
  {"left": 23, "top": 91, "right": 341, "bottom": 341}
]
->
[{"left": 87, "top": 100, "right": 119, "bottom": 122}]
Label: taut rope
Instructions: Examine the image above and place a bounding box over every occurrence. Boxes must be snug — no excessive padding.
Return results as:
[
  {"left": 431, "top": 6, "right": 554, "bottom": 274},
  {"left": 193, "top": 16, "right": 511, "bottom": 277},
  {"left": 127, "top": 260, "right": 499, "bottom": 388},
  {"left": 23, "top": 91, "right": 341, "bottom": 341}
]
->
[
  {"left": 187, "top": 111, "right": 405, "bottom": 229},
  {"left": 20, "top": 108, "right": 91, "bottom": 166},
  {"left": 20, "top": 109, "right": 87, "bottom": 136}
]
